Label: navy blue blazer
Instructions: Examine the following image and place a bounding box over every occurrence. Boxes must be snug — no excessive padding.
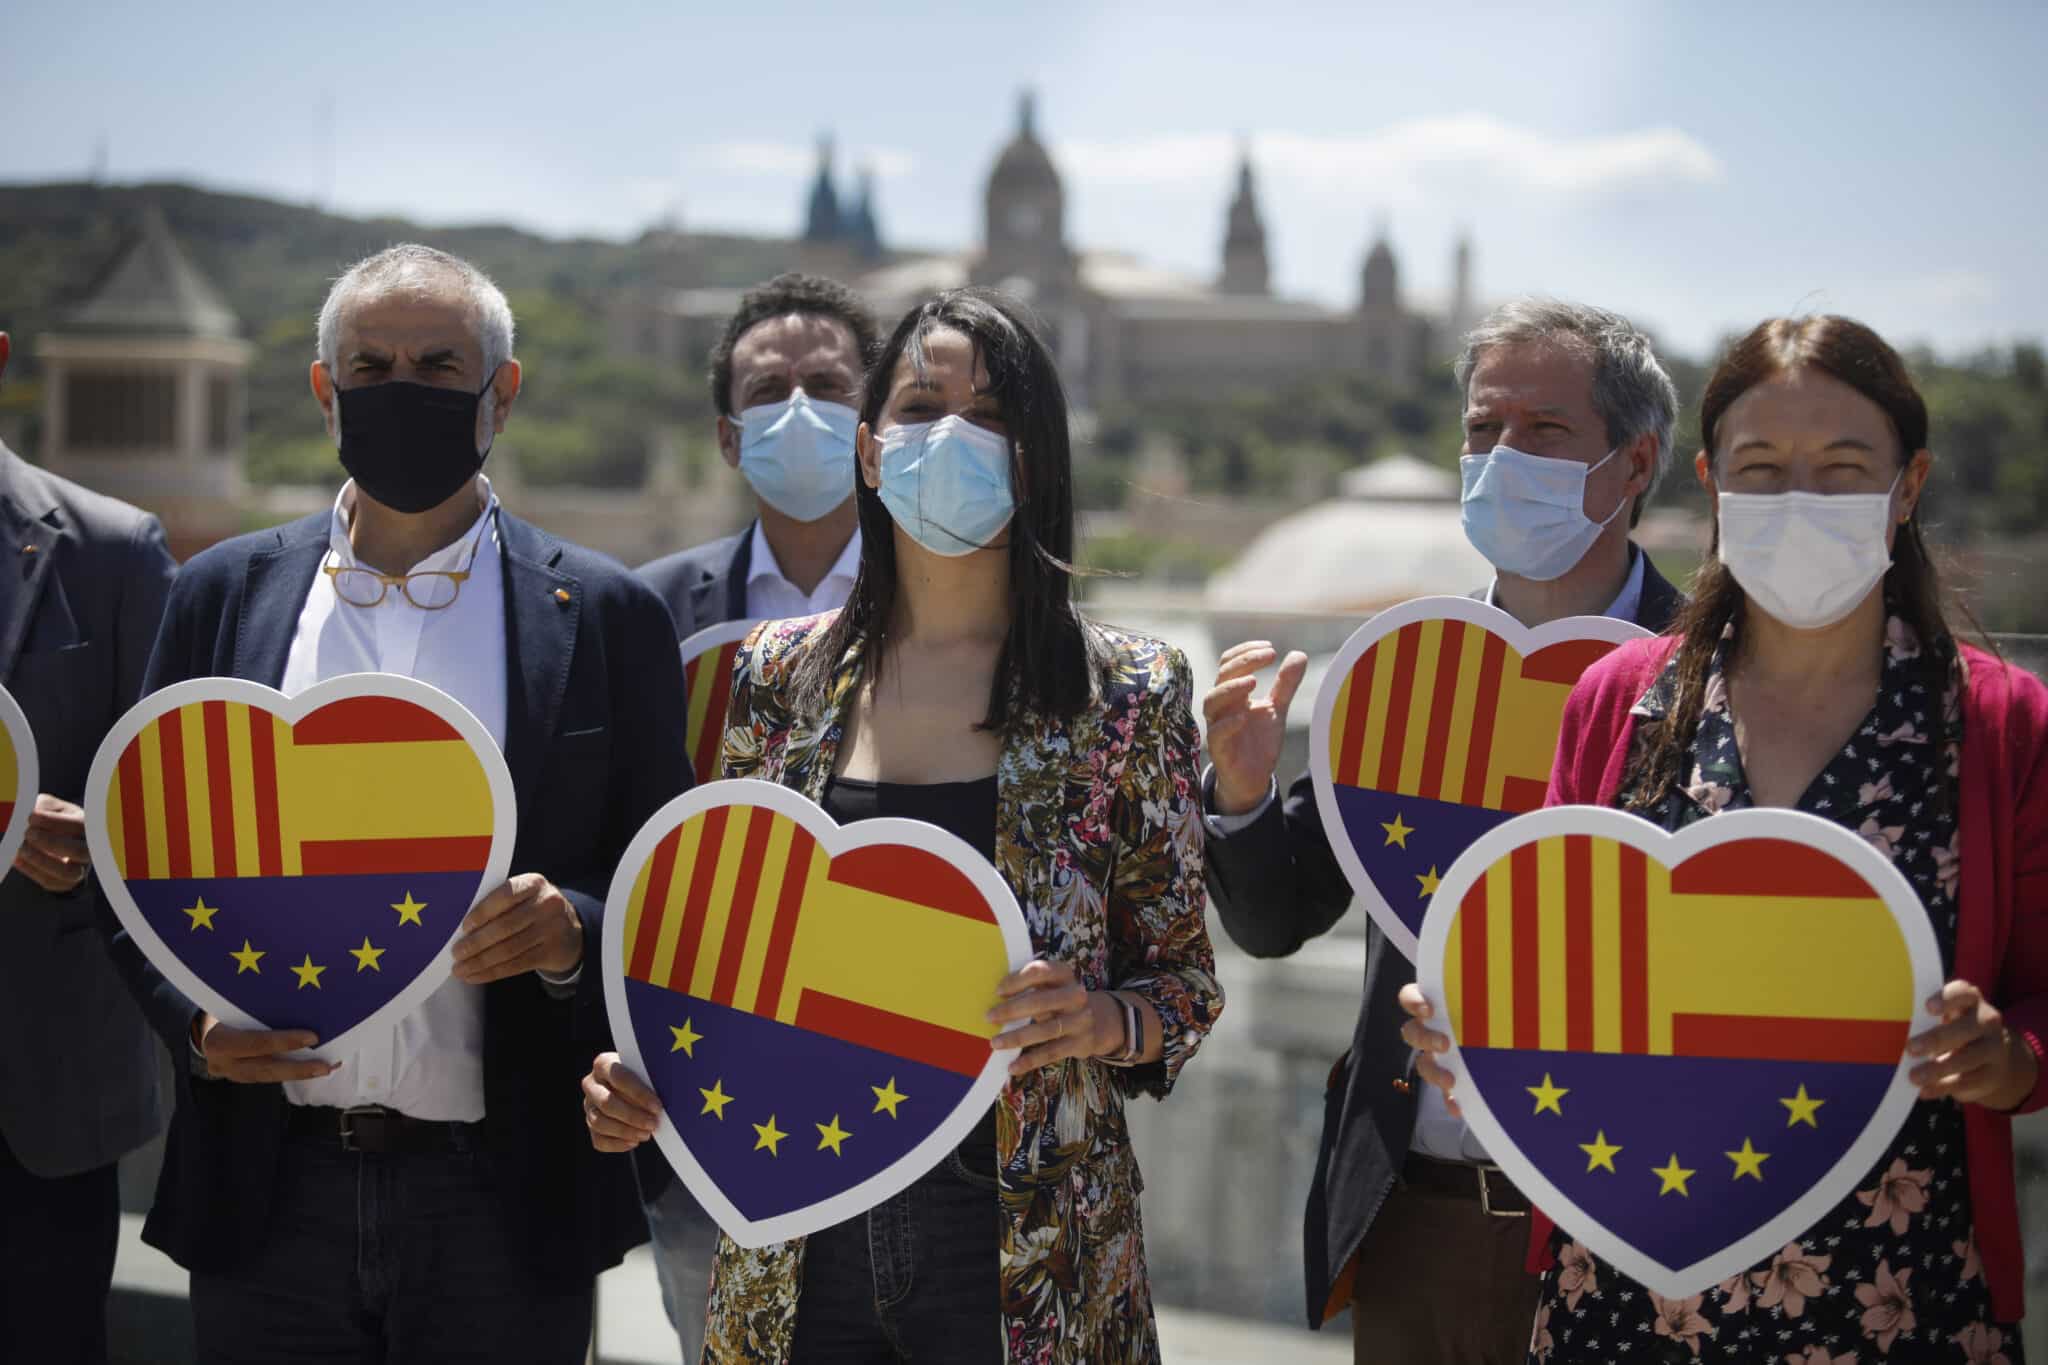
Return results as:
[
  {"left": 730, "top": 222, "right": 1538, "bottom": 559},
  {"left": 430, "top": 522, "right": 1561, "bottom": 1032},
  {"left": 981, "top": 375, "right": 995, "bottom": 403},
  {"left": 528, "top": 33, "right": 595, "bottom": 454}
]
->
[
  {"left": 0, "top": 442, "right": 174, "bottom": 1178},
  {"left": 1205, "top": 549, "right": 1684, "bottom": 1327},
  {"left": 96, "top": 506, "right": 691, "bottom": 1281},
  {"left": 637, "top": 525, "right": 752, "bottom": 636}
]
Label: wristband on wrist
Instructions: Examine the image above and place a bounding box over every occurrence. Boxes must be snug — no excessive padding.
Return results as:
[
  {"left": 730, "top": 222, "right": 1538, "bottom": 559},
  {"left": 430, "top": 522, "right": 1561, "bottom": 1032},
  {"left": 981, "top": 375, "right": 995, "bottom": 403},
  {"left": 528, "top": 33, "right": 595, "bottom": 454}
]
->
[{"left": 1101, "top": 992, "right": 1143, "bottom": 1067}]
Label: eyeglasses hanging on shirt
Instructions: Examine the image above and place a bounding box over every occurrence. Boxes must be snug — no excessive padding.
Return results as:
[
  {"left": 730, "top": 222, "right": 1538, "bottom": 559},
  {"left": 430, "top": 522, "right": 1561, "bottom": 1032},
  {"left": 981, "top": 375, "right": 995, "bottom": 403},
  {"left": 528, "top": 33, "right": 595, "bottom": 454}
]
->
[{"left": 323, "top": 512, "right": 492, "bottom": 610}]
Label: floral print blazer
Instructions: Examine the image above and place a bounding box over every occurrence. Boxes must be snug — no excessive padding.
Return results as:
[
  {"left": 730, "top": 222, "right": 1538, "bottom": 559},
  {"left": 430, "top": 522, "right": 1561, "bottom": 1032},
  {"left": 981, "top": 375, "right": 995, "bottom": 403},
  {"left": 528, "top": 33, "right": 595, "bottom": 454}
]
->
[{"left": 700, "top": 612, "right": 1223, "bottom": 1365}]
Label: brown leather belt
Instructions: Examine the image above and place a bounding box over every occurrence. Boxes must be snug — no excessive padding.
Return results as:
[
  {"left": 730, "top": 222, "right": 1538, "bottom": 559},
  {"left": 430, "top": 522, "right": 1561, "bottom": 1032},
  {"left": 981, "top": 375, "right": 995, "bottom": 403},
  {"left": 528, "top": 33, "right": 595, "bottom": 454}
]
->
[
  {"left": 1401, "top": 1152, "right": 1530, "bottom": 1217},
  {"left": 285, "top": 1104, "right": 484, "bottom": 1155}
]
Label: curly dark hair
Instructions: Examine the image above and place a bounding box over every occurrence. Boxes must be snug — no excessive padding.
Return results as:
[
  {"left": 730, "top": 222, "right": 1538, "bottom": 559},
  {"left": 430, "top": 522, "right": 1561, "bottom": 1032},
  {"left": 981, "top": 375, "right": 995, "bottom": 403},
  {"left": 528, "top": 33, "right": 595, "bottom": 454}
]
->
[{"left": 707, "top": 272, "right": 880, "bottom": 416}]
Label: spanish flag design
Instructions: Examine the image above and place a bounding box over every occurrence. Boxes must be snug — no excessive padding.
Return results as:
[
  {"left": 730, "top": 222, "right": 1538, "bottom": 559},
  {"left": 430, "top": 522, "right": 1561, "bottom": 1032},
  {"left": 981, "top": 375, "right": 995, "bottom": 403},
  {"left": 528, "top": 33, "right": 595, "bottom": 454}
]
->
[
  {"left": 614, "top": 786, "right": 1017, "bottom": 1227},
  {"left": 1432, "top": 811, "right": 1936, "bottom": 1284},
  {"left": 96, "top": 683, "right": 502, "bottom": 1041},
  {"left": 1313, "top": 598, "right": 1645, "bottom": 955}
]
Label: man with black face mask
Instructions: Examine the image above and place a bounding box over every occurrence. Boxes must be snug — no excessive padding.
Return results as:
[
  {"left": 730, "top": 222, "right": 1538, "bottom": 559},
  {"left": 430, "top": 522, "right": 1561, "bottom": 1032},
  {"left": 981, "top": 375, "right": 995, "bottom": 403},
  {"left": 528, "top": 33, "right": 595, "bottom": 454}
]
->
[{"left": 96, "top": 245, "right": 689, "bottom": 1363}]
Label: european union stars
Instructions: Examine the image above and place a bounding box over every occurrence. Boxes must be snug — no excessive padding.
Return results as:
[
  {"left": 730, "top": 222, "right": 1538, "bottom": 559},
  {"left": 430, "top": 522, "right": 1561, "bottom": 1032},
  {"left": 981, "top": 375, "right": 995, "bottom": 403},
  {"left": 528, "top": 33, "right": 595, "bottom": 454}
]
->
[
  {"left": 1379, "top": 811, "right": 1443, "bottom": 901},
  {"left": 670, "top": 1015, "right": 907, "bottom": 1158},
  {"left": 1521, "top": 1069, "right": 1823, "bottom": 1195},
  {"left": 179, "top": 890, "right": 427, "bottom": 988}
]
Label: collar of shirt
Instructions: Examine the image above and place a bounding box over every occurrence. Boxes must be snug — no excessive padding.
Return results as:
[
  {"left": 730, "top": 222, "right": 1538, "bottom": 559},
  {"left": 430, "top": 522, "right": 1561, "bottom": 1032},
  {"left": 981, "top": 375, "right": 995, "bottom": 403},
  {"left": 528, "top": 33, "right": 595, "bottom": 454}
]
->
[
  {"left": 1483, "top": 542, "right": 1646, "bottom": 624},
  {"left": 328, "top": 476, "right": 499, "bottom": 576},
  {"left": 746, "top": 520, "right": 861, "bottom": 598}
]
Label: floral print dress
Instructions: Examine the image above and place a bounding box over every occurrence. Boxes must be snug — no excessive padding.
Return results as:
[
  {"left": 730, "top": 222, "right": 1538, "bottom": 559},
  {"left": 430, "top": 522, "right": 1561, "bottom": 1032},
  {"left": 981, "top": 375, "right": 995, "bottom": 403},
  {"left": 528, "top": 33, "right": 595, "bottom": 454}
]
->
[{"left": 1530, "top": 618, "right": 2022, "bottom": 1365}]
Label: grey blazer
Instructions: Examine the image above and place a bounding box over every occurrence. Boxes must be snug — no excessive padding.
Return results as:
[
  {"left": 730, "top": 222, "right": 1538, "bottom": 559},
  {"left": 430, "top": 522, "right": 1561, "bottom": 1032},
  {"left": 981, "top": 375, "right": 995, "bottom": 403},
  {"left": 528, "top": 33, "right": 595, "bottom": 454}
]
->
[{"left": 0, "top": 441, "right": 176, "bottom": 1177}]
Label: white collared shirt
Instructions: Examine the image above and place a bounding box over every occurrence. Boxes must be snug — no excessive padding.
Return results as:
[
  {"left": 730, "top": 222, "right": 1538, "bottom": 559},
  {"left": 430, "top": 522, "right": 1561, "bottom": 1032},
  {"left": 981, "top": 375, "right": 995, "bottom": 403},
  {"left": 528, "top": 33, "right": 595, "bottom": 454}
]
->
[
  {"left": 276, "top": 478, "right": 506, "bottom": 1121},
  {"left": 744, "top": 521, "right": 860, "bottom": 620}
]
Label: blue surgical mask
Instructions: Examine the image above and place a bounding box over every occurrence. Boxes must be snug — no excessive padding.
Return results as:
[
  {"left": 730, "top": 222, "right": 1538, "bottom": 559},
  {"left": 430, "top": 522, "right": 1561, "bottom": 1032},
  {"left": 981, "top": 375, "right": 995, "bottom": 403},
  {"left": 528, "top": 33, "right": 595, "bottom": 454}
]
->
[
  {"left": 875, "top": 415, "right": 1016, "bottom": 557},
  {"left": 732, "top": 390, "right": 859, "bottom": 522},
  {"left": 1459, "top": 444, "right": 1624, "bottom": 582}
]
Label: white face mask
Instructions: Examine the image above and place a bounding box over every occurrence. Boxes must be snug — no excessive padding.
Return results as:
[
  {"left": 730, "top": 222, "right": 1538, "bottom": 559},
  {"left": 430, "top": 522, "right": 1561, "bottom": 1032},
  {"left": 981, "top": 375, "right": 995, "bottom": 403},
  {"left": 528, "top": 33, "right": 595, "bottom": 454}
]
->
[
  {"left": 1716, "top": 473, "right": 1902, "bottom": 630},
  {"left": 874, "top": 415, "right": 1016, "bottom": 557},
  {"left": 1458, "top": 445, "right": 1625, "bottom": 582},
  {"left": 732, "top": 389, "right": 860, "bottom": 523}
]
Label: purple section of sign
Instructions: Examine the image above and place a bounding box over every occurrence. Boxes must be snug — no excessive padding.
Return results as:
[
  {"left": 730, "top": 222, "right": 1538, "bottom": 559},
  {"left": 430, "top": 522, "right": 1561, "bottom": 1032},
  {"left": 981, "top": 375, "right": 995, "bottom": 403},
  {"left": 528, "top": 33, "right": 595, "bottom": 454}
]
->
[
  {"left": 1463, "top": 1046, "right": 1897, "bottom": 1270},
  {"left": 1331, "top": 784, "right": 1513, "bottom": 937},
  {"left": 625, "top": 979, "right": 979, "bottom": 1224},
  {"left": 127, "top": 872, "right": 481, "bottom": 1039}
]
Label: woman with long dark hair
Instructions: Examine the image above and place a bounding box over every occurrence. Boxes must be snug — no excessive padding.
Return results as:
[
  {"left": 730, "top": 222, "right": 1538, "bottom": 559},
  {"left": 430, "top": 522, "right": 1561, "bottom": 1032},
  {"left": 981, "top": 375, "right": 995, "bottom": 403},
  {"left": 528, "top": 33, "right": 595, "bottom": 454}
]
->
[
  {"left": 1401, "top": 315, "right": 2048, "bottom": 1362},
  {"left": 583, "top": 288, "right": 1222, "bottom": 1363}
]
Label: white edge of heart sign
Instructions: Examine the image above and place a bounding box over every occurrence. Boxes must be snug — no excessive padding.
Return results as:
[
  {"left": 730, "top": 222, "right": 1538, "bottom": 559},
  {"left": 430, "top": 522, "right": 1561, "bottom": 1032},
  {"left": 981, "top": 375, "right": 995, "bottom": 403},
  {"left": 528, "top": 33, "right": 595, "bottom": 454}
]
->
[
  {"left": 678, "top": 617, "right": 764, "bottom": 673},
  {"left": 83, "top": 672, "right": 516, "bottom": 1064},
  {"left": 0, "top": 680, "right": 42, "bottom": 886},
  {"left": 1308, "top": 594, "right": 1651, "bottom": 964},
  {"left": 1415, "top": 803, "right": 1943, "bottom": 1299},
  {"left": 602, "top": 776, "right": 1034, "bottom": 1250}
]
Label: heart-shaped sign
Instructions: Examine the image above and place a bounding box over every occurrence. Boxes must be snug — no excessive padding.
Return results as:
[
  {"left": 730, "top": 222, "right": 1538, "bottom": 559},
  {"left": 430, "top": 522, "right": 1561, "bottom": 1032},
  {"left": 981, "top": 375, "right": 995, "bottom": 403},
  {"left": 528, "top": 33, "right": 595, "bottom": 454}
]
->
[
  {"left": 0, "top": 681, "right": 41, "bottom": 883},
  {"left": 603, "top": 778, "right": 1031, "bottom": 1248},
  {"left": 1310, "top": 596, "right": 1649, "bottom": 961},
  {"left": 84, "top": 674, "right": 515, "bottom": 1061},
  {"left": 1416, "top": 805, "right": 1941, "bottom": 1298},
  {"left": 678, "top": 620, "right": 761, "bottom": 786}
]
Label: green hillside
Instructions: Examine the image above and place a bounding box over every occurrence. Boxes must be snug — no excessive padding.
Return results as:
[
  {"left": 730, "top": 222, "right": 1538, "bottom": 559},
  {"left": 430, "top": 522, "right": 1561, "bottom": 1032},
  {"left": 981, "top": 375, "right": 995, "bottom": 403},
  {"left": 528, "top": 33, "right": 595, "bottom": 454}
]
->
[{"left": 0, "top": 181, "right": 803, "bottom": 486}]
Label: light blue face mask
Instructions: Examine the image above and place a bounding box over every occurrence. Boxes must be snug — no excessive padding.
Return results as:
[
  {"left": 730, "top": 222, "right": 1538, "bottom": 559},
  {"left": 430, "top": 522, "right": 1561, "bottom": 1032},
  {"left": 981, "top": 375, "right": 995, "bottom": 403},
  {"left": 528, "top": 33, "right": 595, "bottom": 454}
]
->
[
  {"left": 733, "top": 389, "right": 860, "bottom": 522},
  {"left": 1459, "top": 444, "right": 1625, "bottom": 582},
  {"left": 875, "top": 414, "right": 1016, "bottom": 557}
]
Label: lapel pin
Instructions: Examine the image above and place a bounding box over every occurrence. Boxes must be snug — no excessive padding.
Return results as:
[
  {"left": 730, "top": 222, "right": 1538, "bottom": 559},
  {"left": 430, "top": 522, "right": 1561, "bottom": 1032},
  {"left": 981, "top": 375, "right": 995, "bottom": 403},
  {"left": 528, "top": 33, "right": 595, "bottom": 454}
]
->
[
  {"left": 21, "top": 544, "right": 36, "bottom": 555},
  {"left": 553, "top": 588, "right": 571, "bottom": 604}
]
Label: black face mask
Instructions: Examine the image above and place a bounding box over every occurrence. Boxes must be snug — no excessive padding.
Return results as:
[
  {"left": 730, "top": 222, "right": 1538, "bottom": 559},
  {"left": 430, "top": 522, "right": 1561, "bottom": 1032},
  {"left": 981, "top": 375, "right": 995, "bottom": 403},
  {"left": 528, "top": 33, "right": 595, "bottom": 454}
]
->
[{"left": 335, "top": 376, "right": 493, "bottom": 514}]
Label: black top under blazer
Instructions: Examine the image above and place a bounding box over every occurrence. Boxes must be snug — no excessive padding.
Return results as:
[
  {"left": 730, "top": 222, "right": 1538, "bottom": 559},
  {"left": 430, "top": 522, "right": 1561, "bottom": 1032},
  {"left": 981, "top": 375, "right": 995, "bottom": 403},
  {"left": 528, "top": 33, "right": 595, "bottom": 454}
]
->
[
  {"left": 1204, "top": 550, "right": 1685, "bottom": 1328},
  {"left": 95, "top": 506, "right": 692, "bottom": 1281}
]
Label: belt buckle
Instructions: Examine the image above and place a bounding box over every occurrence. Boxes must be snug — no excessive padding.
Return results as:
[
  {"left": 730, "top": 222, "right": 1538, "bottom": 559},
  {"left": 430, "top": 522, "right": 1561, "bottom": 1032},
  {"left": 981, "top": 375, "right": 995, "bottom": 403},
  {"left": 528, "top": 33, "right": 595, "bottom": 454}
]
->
[
  {"left": 337, "top": 1105, "right": 385, "bottom": 1154},
  {"left": 1477, "top": 1164, "right": 1525, "bottom": 1218}
]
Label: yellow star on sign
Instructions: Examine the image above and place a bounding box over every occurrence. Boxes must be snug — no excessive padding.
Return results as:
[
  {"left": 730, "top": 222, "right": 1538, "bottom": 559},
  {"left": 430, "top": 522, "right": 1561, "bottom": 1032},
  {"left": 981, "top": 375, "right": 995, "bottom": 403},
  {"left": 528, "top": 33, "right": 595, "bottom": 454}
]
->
[
  {"left": 1381, "top": 813, "right": 1414, "bottom": 849},
  {"left": 230, "top": 939, "right": 264, "bottom": 974},
  {"left": 1726, "top": 1138, "right": 1770, "bottom": 1181},
  {"left": 753, "top": 1115, "right": 786, "bottom": 1156},
  {"left": 670, "top": 1019, "right": 703, "bottom": 1056},
  {"left": 1580, "top": 1131, "right": 1622, "bottom": 1173},
  {"left": 1416, "top": 865, "right": 1442, "bottom": 899},
  {"left": 391, "top": 892, "right": 427, "bottom": 926},
  {"left": 290, "top": 954, "right": 326, "bottom": 990},
  {"left": 1526, "top": 1073, "right": 1569, "bottom": 1116},
  {"left": 699, "top": 1080, "right": 731, "bottom": 1119},
  {"left": 182, "top": 897, "right": 219, "bottom": 931},
  {"left": 1781, "top": 1084, "right": 1825, "bottom": 1128},
  {"left": 871, "top": 1077, "right": 907, "bottom": 1118},
  {"left": 816, "top": 1115, "right": 851, "bottom": 1155},
  {"left": 349, "top": 937, "right": 385, "bottom": 972},
  {"left": 1653, "top": 1153, "right": 1695, "bottom": 1197}
]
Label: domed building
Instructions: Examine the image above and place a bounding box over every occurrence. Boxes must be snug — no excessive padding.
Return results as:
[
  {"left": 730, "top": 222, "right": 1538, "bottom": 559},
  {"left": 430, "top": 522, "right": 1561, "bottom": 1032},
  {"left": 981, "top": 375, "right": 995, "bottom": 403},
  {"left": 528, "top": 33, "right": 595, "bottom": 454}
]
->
[{"left": 633, "top": 92, "right": 1479, "bottom": 411}]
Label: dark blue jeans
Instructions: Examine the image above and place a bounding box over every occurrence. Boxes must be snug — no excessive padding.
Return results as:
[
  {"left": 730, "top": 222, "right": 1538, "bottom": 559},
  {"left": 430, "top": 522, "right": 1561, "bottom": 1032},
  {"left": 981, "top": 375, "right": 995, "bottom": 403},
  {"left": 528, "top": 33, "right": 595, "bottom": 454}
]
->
[
  {"left": 189, "top": 1132, "right": 592, "bottom": 1365},
  {"left": 790, "top": 1147, "right": 1003, "bottom": 1363}
]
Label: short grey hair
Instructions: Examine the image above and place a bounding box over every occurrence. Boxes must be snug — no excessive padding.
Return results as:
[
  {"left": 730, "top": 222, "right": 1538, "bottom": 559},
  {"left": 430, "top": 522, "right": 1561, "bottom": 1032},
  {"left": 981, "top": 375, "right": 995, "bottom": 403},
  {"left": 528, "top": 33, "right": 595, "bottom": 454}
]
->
[
  {"left": 1454, "top": 297, "right": 1679, "bottom": 514},
  {"left": 316, "top": 244, "right": 516, "bottom": 381}
]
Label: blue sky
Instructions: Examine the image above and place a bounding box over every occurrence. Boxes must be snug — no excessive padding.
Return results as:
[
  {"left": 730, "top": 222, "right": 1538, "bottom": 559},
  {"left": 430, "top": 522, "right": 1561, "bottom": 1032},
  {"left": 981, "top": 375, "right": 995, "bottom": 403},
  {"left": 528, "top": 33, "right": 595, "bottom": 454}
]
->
[{"left": 6, "top": 1, "right": 2043, "bottom": 358}]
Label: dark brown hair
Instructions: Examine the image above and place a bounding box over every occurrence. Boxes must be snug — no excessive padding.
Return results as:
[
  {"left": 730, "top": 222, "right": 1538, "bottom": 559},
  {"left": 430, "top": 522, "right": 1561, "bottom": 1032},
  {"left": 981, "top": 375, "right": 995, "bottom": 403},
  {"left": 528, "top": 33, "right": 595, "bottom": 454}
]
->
[{"left": 1622, "top": 315, "right": 1958, "bottom": 812}]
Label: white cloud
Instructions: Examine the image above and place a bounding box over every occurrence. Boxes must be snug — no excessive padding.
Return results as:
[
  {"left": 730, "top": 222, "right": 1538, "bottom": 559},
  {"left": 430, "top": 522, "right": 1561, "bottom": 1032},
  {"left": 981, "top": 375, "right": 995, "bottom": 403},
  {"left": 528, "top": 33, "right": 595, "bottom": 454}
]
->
[
  {"left": 1055, "top": 114, "right": 1723, "bottom": 198},
  {"left": 691, "top": 141, "right": 917, "bottom": 181}
]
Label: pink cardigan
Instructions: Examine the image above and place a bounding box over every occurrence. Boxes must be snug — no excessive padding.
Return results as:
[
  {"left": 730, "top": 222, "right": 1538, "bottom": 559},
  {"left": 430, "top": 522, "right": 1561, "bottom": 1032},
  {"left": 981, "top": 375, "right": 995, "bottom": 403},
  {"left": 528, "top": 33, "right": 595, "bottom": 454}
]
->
[{"left": 1524, "top": 636, "right": 2048, "bottom": 1322}]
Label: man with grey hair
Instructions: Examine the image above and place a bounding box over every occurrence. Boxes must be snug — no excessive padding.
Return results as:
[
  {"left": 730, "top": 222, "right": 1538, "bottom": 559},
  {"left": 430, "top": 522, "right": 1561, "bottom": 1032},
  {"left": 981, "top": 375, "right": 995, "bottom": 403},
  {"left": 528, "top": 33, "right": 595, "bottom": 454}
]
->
[
  {"left": 97, "top": 243, "right": 689, "bottom": 1362},
  {"left": 1199, "top": 299, "right": 1684, "bottom": 1363}
]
